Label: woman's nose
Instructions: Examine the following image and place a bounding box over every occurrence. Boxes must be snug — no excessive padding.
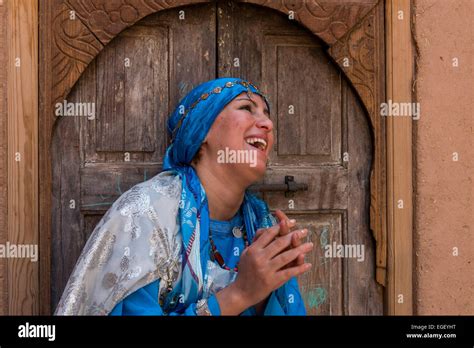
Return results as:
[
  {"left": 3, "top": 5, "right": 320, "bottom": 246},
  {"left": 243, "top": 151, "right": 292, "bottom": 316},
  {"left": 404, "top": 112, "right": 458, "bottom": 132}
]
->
[{"left": 256, "top": 115, "right": 273, "bottom": 132}]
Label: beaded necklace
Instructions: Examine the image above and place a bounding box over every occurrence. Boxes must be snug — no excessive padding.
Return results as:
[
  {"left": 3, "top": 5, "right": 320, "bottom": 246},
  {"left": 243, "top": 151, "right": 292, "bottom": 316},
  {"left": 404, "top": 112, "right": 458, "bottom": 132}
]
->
[{"left": 209, "top": 223, "right": 249, "bottom": 272}]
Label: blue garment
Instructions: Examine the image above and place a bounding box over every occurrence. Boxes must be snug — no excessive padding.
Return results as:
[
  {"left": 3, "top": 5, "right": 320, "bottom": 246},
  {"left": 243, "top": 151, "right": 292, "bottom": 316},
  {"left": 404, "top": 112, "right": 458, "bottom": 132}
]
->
[{"left": 110, "top": 211, "right": 306, "bottom": 315}]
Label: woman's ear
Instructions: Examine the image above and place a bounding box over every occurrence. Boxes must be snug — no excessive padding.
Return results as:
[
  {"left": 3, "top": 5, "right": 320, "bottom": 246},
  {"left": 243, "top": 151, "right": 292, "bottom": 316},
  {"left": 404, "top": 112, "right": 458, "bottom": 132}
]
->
[{"left": 191, "top": 145, "right": 204, "bottom": 166}]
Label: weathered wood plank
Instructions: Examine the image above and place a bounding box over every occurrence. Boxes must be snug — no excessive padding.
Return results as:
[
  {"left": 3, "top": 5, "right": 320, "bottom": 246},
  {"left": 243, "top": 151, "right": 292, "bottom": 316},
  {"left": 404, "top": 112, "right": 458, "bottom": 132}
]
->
[
  {"left": 344, "top": 80, "right": 383, "bottom": 314},
  {"left": 96, "top": 40, "right": 125, "bottom": 152},
  {"left": 51, "top": 115, "right": 82, "bottom": 309},
  {"left": 0, "top": 0, "right": 8, "bottom": 315},
  {"left": 122, "top": 31, "right": 161, "bottom": 153},
  {"left": 385, "top": 0, "right": 413, "bottom": 315},
  {"left": 7, "top": 0, "right": 39, "bottom": 315},
  {"left": 80, "top": 165, "right": 161, "bottom": 213}
]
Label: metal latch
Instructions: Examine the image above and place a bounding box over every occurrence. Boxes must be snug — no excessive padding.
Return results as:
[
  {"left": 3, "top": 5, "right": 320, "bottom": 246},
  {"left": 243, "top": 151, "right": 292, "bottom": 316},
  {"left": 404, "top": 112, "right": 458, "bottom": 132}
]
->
[{"left": 249, "top": 175, "right": 308, "bottom": 197}]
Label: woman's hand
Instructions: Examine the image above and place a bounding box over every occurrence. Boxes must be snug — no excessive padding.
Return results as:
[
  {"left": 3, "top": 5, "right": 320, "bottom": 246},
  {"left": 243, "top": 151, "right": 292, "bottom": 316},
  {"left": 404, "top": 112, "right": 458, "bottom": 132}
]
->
[
  {"left": 218, "top": 224, "right": 312, "bottom": 313},
  {"left": 215, "top": 211, "right": 312, "bottom": 315},
  {"left": 250, "top": 210, "right": 308, "bottom": 313},
  {"left": 254, "top": 210, "right": 308, "bottom": 268}
]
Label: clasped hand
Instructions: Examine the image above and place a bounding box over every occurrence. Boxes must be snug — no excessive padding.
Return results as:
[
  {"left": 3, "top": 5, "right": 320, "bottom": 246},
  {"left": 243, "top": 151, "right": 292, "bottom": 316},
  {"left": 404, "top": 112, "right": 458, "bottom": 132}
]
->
[{"left": 231, "top": 209, "right": 313, "bottom": 307}]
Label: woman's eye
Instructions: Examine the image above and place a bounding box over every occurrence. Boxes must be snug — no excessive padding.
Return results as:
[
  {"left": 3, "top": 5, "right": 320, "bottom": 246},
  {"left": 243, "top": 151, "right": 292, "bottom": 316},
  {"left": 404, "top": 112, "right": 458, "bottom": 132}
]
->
[{"left": 240, "top": 105, "right": 252, "bottom": 112}]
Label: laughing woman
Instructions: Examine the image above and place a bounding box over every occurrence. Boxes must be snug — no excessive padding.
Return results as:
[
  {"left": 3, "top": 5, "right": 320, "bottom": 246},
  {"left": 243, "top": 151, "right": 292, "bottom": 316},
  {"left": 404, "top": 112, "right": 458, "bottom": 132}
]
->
[{"left": 55, "top": 77, "right": 313, "bottom": 316}]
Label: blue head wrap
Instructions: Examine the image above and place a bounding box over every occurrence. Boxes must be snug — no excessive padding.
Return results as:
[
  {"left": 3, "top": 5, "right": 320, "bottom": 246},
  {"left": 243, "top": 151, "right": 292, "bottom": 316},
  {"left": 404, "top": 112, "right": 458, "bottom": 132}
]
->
[
  {"left": 163, "top": 77, "right": 270, "bottom": 169},
  {"left": 161, "top": 78, "right": 276, "bottom": 311}
]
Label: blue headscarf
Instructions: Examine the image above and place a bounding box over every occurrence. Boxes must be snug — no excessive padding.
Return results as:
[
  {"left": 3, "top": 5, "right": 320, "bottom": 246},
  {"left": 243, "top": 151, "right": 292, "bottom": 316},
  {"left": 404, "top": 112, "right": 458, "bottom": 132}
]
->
[
  {"left": 163, "top": 77, "right": 270, "bottom": 168},
  {"left": 161, "top": 77, "right": 276, "bottom": 311}
]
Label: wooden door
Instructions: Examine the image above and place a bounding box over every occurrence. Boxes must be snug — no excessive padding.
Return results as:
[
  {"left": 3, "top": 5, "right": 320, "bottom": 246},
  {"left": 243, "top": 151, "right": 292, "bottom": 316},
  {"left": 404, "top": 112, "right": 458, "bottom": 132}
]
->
[{"left": 51, "top": 2, "right": 382, "bottom": 314}]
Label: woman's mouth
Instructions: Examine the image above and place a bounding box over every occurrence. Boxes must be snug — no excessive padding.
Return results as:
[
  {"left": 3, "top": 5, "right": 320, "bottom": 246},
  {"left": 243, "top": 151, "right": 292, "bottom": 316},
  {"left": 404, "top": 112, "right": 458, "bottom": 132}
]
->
[{"left": 244, "top": 137, "right": 268, "bottom": 153}]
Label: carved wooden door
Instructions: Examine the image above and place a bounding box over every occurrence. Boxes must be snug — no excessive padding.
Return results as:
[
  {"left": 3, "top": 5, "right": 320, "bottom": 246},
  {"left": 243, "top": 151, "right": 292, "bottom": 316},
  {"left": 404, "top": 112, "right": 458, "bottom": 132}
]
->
[{"left": 49, "top": 1, "right": 384, "bottom": 314}]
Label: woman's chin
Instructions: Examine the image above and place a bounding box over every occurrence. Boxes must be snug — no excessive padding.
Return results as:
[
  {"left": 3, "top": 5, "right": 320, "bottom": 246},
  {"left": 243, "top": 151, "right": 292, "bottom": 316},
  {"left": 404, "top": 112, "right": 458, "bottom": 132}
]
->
[
  {"left": 245, "top": 160, "right": 268, "bottom": 182},
  {"left": 225, "top": 160, "right": 266, "bottom": 184}
]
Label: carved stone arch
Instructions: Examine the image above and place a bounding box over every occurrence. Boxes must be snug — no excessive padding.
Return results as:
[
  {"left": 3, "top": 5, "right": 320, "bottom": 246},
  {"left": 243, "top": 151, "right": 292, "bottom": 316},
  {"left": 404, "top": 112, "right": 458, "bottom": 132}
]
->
[{"left": 39, "top": 0, "right": 387, "bottom": 313}]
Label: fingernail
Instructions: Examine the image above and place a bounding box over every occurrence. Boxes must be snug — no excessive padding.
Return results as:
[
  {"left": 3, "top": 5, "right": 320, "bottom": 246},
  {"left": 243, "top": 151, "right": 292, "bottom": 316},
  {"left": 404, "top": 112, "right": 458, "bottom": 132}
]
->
[
  {"left": 289, "top": 219, "right": 296, "bottom": 224},
  {"left": 300, "top": 229, "right": 308, "bottom": 237},
  {"left": 305, "top": 263, "right": 312, "bottom": 269}
]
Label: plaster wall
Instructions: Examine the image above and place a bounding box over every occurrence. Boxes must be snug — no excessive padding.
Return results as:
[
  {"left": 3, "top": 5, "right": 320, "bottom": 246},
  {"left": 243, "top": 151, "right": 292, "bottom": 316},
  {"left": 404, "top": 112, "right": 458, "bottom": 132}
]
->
[{"left": 413, "top": 0, "right": 473, "bottom": 314}]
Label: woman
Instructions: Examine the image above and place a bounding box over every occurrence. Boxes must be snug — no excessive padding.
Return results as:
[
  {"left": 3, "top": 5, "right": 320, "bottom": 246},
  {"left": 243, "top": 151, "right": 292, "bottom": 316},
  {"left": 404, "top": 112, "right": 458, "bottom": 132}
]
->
[{"left": 55, "top": 77, "right": 313, "bottom": 316}]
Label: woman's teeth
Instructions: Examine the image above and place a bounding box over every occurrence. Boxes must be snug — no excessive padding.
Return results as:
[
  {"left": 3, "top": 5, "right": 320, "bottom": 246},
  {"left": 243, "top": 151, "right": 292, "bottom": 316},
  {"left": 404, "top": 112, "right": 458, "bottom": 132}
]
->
[{"left": 245, "top": 137, "right": 267, "bottom": 151}]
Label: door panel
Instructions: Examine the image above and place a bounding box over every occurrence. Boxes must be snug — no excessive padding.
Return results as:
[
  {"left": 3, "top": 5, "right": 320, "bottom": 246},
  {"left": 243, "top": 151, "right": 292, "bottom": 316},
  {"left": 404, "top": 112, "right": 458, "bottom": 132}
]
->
[
  {"left": 290, "top": 212, "right": 344, "bottom": 315},
  {"left": 266, "top": 35, "right": 342, "bottom": 165},
  {"left": 51, "top": 2, "right": 382, "bottom": 314}
]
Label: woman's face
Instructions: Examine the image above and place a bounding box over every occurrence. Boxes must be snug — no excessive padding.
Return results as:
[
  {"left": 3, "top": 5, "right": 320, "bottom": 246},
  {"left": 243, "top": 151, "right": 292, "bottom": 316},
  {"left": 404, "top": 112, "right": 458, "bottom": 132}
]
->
[{"left": 199, "top": 91, "right": 274, "bottom": 184}]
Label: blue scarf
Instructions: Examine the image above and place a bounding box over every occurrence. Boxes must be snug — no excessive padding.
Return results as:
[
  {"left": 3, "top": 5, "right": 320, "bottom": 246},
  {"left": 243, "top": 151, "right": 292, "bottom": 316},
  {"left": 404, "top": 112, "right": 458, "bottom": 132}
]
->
[{"left": 161, "top": 78, "right": 276, "bottom": 311}]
